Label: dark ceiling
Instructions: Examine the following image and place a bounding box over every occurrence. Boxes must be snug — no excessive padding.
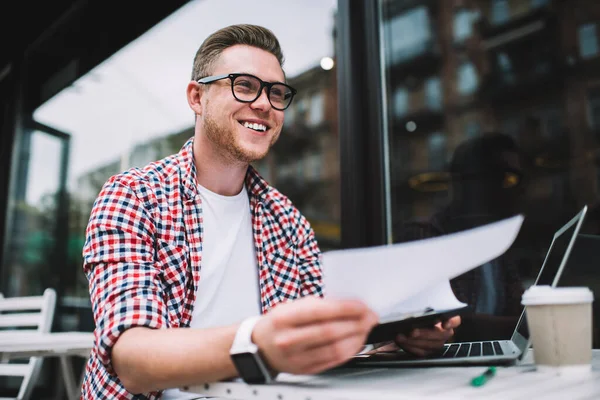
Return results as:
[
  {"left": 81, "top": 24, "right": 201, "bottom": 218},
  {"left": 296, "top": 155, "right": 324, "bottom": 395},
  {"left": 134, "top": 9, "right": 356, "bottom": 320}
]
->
[
  {"left": 0, "top": 0, "right": 190, "bottom": 109},
  {"left": 0, "top": 0, "right": 78, "bottom": 71}
]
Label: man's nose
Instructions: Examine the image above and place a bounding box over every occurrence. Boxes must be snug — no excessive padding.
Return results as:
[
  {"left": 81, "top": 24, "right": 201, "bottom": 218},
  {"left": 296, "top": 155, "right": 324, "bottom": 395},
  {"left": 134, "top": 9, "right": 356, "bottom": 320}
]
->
[{"left": 250, "top": 87, "right": 271, "bottom": 111}]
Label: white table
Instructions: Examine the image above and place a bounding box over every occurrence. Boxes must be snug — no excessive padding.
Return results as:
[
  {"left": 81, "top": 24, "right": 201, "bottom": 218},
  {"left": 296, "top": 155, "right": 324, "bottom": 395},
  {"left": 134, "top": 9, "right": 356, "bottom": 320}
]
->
[
  {"left": 182, "top": 350, "right": 600, "bottom": 400},
  {"left": 0, "top": 331, "right": 94, "bottom": 400}
]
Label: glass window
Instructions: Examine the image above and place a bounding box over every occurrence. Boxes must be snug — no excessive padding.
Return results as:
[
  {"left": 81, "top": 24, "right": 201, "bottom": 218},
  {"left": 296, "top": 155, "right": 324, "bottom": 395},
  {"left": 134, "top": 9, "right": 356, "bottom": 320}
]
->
[
  {"left": 457, "top": 62, "right": 478, "bottom": 95},
  {"left": 497, "top": 52, "right": 516, "bottom": 84},
  {"left": 491, "top": 0, "right": 510, "bottom": 25},
  {"left": 393, "top": 87, "right": 409, "bottom": 117},
  {"left": 588, "top": 87, "right": 600, "bottom": 130},
  {"left": 386, "top": 7, "right": 432, "bottom": 63},
  {"left": 308, "top": 92, "right": 324, "bottom": 127},
  {"left": 465, "top": 120, "right": 481, "bottom": 139},
  {"left": 579, "top": 23, "right": 599, "bottom": 59},
  {"left": 538, "top": 106, "right": 563, "bottom": 138},
  {"left": 531, "top": 0, "right": 549, "bottom": 8},
  {"left": 3, "top": 130, "right": 65, "bottom": 297},
  {"left": 285, "top": 104, "right": 296, "bottom": 126},
  {"left": 296, "top": 97, "right": 308, "bottom": 122},
  {"left": 454, "top": 9, "right": 473, "bottom": 43},
  {"left": 428, "top": 132, "right": 447, "bottom": 170},
  {"left": 425, "top": 76, "right": 442, "bottom": 110},
  {"left": 381, "top": 0, "right": 600, "bottom": 347}
]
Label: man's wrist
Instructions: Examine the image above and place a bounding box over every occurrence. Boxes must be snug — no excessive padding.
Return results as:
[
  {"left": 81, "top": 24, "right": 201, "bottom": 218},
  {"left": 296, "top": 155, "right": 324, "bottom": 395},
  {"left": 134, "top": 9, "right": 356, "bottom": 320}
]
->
[{"left": 230, "top": 316, "right": 277, "bottom": 384}]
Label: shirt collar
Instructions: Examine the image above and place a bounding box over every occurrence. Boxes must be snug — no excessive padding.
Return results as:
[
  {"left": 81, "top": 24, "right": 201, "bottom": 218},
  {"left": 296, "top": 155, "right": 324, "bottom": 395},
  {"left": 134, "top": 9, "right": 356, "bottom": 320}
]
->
[{"left": 178, "top": 136, "right": 270, "bottom": 202}]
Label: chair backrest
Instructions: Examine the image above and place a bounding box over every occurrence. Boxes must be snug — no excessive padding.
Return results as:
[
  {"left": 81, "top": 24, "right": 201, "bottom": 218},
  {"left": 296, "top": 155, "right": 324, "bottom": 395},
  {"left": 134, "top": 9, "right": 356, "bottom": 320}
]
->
[{"left": 0, "top": 289, "right": 56, "bottom": 400}]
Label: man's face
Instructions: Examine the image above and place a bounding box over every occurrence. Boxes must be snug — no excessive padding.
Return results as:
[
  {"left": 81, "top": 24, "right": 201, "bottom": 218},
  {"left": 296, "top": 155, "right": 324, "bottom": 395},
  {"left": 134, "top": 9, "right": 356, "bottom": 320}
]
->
[{"left": 198, "top": 45, "right": 285, "bottom": 163}]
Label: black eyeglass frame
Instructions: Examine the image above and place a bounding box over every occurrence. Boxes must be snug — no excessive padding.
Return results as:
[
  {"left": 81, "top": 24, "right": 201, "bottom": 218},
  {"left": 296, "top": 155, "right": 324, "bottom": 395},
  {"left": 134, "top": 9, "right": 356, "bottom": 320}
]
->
[{"left": 197, "top": 73, "right": 297, "bottom": 111}]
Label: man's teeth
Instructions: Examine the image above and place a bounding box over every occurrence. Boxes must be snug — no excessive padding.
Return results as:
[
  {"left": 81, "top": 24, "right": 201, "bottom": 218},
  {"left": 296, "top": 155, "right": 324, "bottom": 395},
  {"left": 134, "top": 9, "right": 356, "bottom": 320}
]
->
[{"left": 242, "top": 122, "right": 266, "bottom": 132}]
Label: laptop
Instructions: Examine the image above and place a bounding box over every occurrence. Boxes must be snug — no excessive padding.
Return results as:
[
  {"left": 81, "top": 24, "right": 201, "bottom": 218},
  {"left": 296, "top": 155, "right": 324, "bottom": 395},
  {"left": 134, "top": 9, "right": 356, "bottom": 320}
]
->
[{"left": 346, "top": 206, "right": 588, "bottom": 367}]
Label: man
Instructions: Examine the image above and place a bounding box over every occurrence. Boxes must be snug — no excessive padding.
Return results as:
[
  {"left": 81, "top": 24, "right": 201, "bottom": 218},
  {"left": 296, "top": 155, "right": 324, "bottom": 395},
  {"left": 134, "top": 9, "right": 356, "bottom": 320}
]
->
[
  {"left": 82, "top": 24, "right": 460, "bottom": 399},
  {"left": 395, "top": 133, "right": 526, "bottom": 342}
]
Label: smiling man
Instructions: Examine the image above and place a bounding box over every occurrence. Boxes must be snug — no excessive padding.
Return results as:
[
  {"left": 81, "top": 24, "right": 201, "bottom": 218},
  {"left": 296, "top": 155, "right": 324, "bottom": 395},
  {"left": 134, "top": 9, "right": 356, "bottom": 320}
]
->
[{"left": 81, "top": 24, "right": 459, "bottom": 399}]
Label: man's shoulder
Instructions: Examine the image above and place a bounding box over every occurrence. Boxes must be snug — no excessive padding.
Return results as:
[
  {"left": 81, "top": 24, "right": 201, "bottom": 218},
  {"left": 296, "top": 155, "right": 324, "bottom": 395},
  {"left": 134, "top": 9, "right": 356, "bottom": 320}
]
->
[
  {"left": 101, "top": 152, "right": 184, "bottom": 201},
  {"left": 261, "top": 184, "right": 300, "bottom": 218}
]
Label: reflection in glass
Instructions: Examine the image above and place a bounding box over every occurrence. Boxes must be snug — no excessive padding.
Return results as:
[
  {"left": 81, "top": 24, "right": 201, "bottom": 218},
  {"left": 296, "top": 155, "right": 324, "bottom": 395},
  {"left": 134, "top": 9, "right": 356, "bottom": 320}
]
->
[
  {"left": 381, "top": 0, "right": 600, "bottom": 346},
  {"left": 428, "top": 133, "right": 446, "bottom": 170},
  {"left": 386, "top": 6, "right": 432, "bottom": 64},
  {"left": 579, "top": 23, "right": 599, "bottom": 59},
  {"left": 453, "top": 9, "right": 473, "bottom": 43},
  {"left": 3, "top": 131, "right": 63, "bottom": 297},
  {"left": 425, "top": 77, "right": 442, "bottom": 110},
  {"left": 457, "top": 62, "right": 478, "bottom": 95},
  {"left": 589, "top": 87, "right": 600, "bottom": 130},
  {"left": 393, "top": 87, "right": 409, "bottom": 117},
  {"left": 491, "top": 0, "right": 510, "bottom": 25}
]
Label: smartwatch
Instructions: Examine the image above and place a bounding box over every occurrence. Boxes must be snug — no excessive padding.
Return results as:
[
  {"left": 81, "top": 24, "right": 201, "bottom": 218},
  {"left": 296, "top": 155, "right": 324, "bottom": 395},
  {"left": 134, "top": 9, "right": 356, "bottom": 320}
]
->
[{"left": 230, "top": 316, "right": 277, "bottom": 384}]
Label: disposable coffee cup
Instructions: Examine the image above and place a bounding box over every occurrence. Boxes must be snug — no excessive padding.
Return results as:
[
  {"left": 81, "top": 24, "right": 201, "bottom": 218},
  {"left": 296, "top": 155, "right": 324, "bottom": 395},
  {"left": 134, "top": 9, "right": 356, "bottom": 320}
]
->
[{"left": 521, "top": 286, "right": 594, "bottom": 374}]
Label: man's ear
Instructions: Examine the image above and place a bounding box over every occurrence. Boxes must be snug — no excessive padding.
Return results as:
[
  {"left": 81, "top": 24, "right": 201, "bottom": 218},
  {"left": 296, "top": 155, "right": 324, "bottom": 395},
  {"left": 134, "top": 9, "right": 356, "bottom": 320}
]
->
[{"left": 186, "top": 81, "right": 204, "bottom": 116}]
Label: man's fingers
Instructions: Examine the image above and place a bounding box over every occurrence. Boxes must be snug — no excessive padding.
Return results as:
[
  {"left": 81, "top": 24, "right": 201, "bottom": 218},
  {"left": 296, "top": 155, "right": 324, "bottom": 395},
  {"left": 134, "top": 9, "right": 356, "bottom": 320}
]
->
[
  {"left": 272, "top": 297, "right": 376, "bottom": 328},
  {"left": 403, "top": 325, "right": 453, "bottom": 341},
  {"left": 271, "top": 319, "right": 374, "bottom": 354},
  {"left": 443, "top": 316, "right": 461, "bottom": 329}
]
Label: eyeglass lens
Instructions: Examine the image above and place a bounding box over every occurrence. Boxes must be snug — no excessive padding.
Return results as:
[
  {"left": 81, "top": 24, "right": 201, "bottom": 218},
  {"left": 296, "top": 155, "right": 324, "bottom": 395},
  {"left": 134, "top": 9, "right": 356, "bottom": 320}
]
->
[{"left": 232, "top": 75, "right": 293, "bottom": 110}]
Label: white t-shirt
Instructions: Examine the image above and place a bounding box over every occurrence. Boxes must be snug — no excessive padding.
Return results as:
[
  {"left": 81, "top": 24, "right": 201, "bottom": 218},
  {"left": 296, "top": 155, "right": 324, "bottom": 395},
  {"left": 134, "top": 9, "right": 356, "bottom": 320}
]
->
[{"left": 163, "top": 184, "right": 260, "bottom": 400}]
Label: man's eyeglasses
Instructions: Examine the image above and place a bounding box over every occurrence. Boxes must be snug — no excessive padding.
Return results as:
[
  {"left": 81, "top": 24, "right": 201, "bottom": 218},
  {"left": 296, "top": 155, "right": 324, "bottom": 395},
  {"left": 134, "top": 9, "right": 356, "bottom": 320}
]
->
[{"left": 197, "top": 73, "right": 297, "bottom": 111}]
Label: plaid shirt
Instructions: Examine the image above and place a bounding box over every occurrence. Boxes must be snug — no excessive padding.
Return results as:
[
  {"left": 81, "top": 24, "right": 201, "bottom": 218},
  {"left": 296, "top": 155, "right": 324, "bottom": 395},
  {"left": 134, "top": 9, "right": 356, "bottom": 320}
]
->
[{"left": 81, "top": 137, "right": 323, "bottom": 399}]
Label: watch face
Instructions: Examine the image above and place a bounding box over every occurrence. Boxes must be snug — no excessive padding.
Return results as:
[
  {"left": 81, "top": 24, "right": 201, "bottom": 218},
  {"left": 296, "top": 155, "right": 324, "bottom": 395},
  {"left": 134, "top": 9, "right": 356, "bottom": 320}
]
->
[{"left": 231, "top": 352, "right": 267, "bottom": 384}]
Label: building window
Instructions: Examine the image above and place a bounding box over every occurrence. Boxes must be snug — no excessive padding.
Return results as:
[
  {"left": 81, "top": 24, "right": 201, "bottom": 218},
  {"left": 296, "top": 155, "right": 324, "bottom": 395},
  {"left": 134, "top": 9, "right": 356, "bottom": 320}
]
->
[
  {"left": 537, "top": 107, "right": 563, "bottom": 138},
  {"left": 457, "top": 62, "right": 478, "bottom": 95},
  {"left": 393, "top": 87, "right": 409, "bottom": 118},
  {"left": 285, "top": 104, "right": 296, "bottom": 126},
  {"left": 588, "top": 87, "right": 600, "bottom": 130},
  {"left": 491, "top": 0, "right": 510, "bottom": 25},
  {"left": 531, "top": 0, "right": 549, "bottom": 8},
  {"left": 497, "top": 52, "right": 516, "bottom": 84},
  {"left": 465, "top": 120, "right": 481, "bottom": 139},
  {"left": 454, "top": 9, "right": 473, "bottom": 43},
  {"left": 428, "top": 132, "right": 447, "bottom": 170},
  {"left": 579, "top": 23, "right": 599, "bottom": 59},
  {"left": 387, "top": 7, "right": 432, "bottom": 63},
  {"left": 305, "top": 153, "right": 323, "bottom": 181},
  {"left": 308, "top": 92, "right": 324, "bottom": 126},
  {"left": 425, "top": 76, "right": 442, "bottom": 110},
  {"left": 296, "top": 97, "right": 308, "bottom": 122}
]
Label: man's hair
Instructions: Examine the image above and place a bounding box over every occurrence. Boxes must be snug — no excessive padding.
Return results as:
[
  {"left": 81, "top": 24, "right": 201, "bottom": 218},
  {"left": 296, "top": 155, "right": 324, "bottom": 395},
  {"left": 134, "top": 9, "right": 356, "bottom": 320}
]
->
[{"left": 191, "top": 24, "right": 285, "bottom": 81}]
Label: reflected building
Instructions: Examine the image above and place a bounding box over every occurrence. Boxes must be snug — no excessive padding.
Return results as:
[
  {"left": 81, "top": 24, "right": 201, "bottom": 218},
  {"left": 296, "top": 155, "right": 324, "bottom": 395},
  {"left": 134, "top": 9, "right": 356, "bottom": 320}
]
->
[
  {"left": 385, "top": 0, "right": 600, "bottom": 345},
  {"left": 385, "top": 0, "right": 600, "bottom": 238}
]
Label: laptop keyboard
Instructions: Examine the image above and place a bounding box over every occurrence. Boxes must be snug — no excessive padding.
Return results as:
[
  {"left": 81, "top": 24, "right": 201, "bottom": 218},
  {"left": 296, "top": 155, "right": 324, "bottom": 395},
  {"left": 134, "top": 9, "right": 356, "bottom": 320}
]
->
[{"left": 441, "top": 341, "right": 504, "bottom": 358}]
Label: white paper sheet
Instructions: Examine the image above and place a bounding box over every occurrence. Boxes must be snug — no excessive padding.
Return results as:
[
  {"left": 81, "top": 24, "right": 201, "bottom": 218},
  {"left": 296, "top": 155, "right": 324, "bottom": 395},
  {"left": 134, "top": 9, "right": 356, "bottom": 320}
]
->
[
  {"left": 322, "top": 214, "right": 524, "bottom": 318},
  {"left": 377, "top": 280, "right": 467, "bottom": 322}
]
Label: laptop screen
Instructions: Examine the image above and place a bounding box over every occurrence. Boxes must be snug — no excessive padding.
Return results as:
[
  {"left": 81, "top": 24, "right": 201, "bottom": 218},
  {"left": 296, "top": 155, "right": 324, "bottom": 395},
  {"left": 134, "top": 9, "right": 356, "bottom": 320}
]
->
[{"left": 512, "top": 206, "right": 587, "bottom": 345}]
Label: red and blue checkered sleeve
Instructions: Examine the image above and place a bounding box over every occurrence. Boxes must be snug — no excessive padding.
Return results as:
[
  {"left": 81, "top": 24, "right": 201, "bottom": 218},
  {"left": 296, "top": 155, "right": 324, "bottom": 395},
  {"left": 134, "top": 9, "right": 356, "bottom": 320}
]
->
[
  {"left": 83, "top": 176, "right": 168, "bottom": 375},
  {"left": 295, "top": 210, "right": 324, "bottom": 298}
]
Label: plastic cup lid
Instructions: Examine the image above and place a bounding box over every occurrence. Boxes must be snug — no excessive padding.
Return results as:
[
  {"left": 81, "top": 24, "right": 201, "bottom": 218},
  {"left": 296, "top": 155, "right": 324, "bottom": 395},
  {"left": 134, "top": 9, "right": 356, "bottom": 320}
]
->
[{"left": 521, "top": 285, "right": 594, "bottom": 306}]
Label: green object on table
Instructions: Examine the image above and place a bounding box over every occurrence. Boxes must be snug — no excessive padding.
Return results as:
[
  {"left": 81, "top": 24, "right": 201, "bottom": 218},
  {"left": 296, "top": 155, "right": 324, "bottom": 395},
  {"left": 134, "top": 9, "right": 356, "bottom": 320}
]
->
[{"left": 471, "top": 366, "right": 497, "bottom": 387}]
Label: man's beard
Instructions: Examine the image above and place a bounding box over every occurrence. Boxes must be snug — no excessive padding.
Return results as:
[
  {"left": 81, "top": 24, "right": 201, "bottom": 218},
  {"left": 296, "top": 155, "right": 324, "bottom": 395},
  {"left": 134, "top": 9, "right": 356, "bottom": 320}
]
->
[{"left": 203, "top": 104, "right": 279, "bottom": 164}]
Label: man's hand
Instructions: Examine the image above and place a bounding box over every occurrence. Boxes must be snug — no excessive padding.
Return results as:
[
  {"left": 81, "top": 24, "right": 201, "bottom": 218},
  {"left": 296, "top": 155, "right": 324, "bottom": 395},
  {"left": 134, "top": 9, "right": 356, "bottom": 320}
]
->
[
  {"left": 252, "top": 297, "right": 378, "bottom": 375},
  {"left": 394, "top": 316, "right": 461, "bottom": 357}
]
